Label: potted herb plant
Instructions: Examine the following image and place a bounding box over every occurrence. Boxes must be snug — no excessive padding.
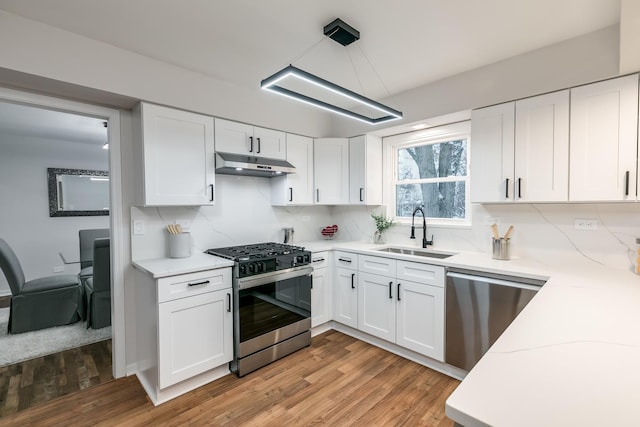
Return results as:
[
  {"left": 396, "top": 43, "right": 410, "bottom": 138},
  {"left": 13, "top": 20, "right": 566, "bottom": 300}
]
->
[{"left": 371, "top": 213, "right": 395, "bottom": 244}]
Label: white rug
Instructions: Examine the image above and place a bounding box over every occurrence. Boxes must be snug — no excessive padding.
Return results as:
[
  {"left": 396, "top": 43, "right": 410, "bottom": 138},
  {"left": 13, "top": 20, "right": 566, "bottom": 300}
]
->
[{"left": 0, "top": 307, "right": 111, "bottom": 367}]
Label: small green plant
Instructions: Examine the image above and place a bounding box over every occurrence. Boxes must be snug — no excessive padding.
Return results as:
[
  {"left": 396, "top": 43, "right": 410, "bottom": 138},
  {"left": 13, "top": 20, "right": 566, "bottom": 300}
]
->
[{"left": 371, "top": 213, "right": 395, "bottom": 233}]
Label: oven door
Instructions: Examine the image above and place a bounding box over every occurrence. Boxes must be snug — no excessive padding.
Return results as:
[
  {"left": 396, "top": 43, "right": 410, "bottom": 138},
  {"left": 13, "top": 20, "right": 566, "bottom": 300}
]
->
[{"left": 236, "top": 266, "right": 313, "bottom": 359}]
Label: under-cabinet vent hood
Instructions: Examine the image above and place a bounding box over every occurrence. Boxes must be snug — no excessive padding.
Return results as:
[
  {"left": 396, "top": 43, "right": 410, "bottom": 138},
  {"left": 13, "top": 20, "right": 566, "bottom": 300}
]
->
[{"left": 215, "top": 152, "right": 296, "bottom": 178}]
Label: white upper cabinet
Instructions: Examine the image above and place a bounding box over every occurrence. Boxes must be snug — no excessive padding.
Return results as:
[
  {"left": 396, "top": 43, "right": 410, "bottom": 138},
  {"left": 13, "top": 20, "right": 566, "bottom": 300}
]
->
[
  {"left": 349, "top": 135, "right": 383, "bottom": 205},
  {"left": 214, "top": 118, "right": 286, "bottom": 160},
  {"left": 514, "top": 90, "right": 569, "bottom": 202},
  {"left": 471, "top": 90, "right": 570, "bottom": 203},
  {"left": 314, "top": 138, "right": 349, "bottom": 205},
  {"left": 470, "top": 102, "right": 515, "bottom": 203},
  {"left": 133, "top": 102, "right": 215, "bottom": 206},
  {"left": 569, "top": 75, "right": 639, "bottom": 201},
  {"left": 271, "top": 134, "right": 314, "bottom": 205}
]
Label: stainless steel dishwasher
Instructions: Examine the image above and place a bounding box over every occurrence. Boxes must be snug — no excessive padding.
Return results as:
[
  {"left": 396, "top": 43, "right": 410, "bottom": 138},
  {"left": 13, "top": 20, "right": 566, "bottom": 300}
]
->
[{"left": 445, "top": 268, "right": 545, "bottom": 371}]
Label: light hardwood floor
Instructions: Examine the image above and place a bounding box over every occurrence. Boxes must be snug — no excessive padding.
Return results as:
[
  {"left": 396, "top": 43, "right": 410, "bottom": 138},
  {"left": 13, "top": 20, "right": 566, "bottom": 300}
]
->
[{"left": 1, "top": 330, "right": 460, "bottom": 426}]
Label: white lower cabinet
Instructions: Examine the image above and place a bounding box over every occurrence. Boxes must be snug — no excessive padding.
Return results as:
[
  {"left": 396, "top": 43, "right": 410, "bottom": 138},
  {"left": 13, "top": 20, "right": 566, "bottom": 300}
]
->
[
  {"left": 332, "top": 252, "right": 359, "bottom": 328},
  {"left": 311, "top": 252, "right": 330, "bottom": 327},
  {"left": 357, "top": 255, "right": 445, "bottom": 361},
  {"left": 134, "top": 266, "right": 233, "bottom": 404},
  {"left": 158, "top": 288, "right": 233, "bottom": 388}
]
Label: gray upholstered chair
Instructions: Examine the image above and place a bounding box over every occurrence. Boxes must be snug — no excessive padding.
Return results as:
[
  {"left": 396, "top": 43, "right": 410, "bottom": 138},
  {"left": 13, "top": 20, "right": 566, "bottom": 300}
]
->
[
  {"left": 83, "top": 237, "right": 111, "bottom": 329},
  {"left": 0, "top": 238, "right": 83, "bottom": 334},
  {"left": 79, "top": 228, "right": 110, "bottom": 279}
]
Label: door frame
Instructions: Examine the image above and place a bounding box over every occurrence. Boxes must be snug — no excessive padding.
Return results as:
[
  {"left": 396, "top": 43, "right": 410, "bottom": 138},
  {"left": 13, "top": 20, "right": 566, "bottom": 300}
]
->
[{"left": 0, "top": 86, "right": 126, "bottom": 378}]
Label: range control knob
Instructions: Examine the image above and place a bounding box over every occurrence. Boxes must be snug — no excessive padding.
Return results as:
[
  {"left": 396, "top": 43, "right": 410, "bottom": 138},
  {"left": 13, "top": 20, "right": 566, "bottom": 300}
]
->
[
  {"left": 296, "top": 255, "right": 304, "bottom": 263},
  {"left": 239, "top": 265, "right": 247, "bottom": 275},
  {"left": 248, "top": 263, "right": 256, "bottom": 274}
]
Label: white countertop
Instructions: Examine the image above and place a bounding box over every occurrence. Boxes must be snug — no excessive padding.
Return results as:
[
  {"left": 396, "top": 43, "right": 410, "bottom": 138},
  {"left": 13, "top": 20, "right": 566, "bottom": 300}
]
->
[
  {"left": 133, "top": 240, "right": 640, "bottom": 425},
  {"left": 299, "top": 240, "right": 640, "bottom": 426},
  {"left": 132, "top": 251, "right": 234, "bottom": 278}
]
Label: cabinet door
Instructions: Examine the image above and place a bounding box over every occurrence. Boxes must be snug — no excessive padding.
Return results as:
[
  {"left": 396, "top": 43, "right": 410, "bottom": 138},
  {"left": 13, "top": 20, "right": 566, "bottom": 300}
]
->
[
  {"left": 158, "top": 288, "right": 233, "bottom": 388},
  {"left": 358, "top": 272, "right": 396, "bottom": 342},
  {"left": 570, "top": 74, "right": 638, "bottom": 201},
  {"left": 311, "top": 266, "right": 328, "bottom": 327},
  {"left": 253, "top": 126, "right": 286, "bottom": 160},
  {"left": 214, "top": 118, "right": 254, "bottom": 155},
  {"left": 272, "top": 134, "right": 314, "bottom": 205},
  {"left": 349, "top": 135, "right": 383, "bottom": 205},
  {"left": 141, "top": 103, "right": 215, "bottom": 206},
  {"left": 514, "top": 90, "right": 569, "bottom": 202},
  {"left": 470, "top": 102, "right": 515, "bottom": 203},
  {"left": 333, "top": 267, "right": 358, "bottom": 328},
  {"left": 314, "top": 138, "right": 349, "bottom": 205},
  {"left": 396, "top": 280, "right": 444, "bottom": 361}
]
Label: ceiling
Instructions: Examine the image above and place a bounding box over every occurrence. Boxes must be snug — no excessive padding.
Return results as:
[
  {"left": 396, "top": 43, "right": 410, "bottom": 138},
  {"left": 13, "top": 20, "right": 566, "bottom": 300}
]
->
[{"left": 0, "top": 0, "right": 621, "bottom": 101}]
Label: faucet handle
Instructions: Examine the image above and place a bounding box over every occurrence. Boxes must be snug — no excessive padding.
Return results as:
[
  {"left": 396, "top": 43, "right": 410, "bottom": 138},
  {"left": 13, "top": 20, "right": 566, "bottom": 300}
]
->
[{"left": 426, "top": 235, "right": 434, "bottom": 246}]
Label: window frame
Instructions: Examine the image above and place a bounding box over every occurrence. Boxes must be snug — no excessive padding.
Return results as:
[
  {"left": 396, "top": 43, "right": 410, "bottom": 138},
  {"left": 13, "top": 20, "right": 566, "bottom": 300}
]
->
[{"left": 383, "top": 121, "right": 471, "bottom": 227}]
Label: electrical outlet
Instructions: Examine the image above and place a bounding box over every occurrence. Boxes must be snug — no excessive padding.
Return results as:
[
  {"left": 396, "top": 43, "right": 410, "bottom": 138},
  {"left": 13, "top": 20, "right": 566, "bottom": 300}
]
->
[
  {"left": 175, "top": 219, "right": 191, "bottom": 231},
  {"left": 133, "top": 219, "right": 145, "bottom": 235},
  {"left": 484, "top": 216, "right": 501, "bottom": 226},
  {"left": 53, "top": 266, "right": 64, "bottom": 273},
  {"left": 574, "top": 219, "right": 598, "bottom": 231}
]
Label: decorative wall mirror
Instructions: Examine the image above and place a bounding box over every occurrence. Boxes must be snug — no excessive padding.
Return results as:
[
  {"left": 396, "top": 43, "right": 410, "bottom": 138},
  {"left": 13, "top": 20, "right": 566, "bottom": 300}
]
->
[{"left": 47, "top": 168, "right": 110, "bottom": 217}]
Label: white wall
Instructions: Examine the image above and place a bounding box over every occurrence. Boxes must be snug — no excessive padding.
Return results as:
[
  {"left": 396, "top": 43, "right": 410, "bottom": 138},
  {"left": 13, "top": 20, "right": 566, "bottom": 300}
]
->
[
  {"left": 0, "top": 11, "right": 333, "bottom": 138},
  {"left": 131, "top": 175, "right": 332, "bottom": 260},
  {"left": 0, "top": 133, "right": 109, "bottom": 295},
  {"left": 333, "top": 26, "right": 621, "bottom": 137}
]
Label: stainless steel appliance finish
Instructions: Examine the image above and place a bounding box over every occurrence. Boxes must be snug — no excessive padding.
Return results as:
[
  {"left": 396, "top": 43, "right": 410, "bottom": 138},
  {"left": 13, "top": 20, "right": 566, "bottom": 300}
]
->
[
  {"left": 205, "top": 243, "right": 312, "bottom": 377},
  {"left": 445, "top": 268, "right": 545, "bottom": 371},
  {"left": 215, "top": 152, "right": 296, "bottom": 177},
  {"left": 376, "top": 247, "right": 455, "bottom": 259}
]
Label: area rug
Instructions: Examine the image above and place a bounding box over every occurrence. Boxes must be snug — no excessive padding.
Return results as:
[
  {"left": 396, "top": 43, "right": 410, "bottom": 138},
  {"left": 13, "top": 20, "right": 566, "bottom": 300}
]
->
[{"left": 0, "top": 307, "right": 111, "bottom": 367}]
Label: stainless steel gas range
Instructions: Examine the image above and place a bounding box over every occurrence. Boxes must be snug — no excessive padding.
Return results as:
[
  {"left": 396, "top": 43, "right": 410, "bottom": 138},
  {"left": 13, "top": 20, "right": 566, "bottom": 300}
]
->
[{"left": 206, "top": 243, "right": 312, "bottom": 377}]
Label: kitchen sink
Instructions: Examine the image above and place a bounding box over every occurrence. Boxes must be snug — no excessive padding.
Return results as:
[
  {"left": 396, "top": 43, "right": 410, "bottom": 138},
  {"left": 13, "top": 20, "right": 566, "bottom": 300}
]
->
[{"left": 376, "top": 247, "right": 456, "bottom": 259}]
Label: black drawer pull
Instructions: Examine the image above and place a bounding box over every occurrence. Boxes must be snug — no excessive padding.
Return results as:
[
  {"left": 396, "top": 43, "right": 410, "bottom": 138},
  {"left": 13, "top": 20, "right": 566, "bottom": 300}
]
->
[
  {"left": 312, "top": 258, "right": 325, "bottom": 263},
  {"left": 351, "top": 273, "right": 355, "bottom": 289},
  {"left": 338, "top": 258, "right": 352, "bottom": 263},
  {"left": 188, "top": 280, "right": 210, "bottom": 287},
  {"left": 226, "top": 293, "right": 231, "bottom": 312}
]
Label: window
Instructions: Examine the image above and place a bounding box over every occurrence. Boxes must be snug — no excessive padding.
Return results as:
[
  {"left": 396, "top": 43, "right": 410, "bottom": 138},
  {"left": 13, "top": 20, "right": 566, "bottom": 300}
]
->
[{"left": 386, "top": 122, "right": 470, "bottom": 225}]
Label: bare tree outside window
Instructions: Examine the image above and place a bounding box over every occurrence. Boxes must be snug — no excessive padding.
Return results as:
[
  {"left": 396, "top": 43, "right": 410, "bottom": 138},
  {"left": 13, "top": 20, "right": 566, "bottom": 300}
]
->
[{"left": 396, "top": 139, "right": 468, "bottom": 219}]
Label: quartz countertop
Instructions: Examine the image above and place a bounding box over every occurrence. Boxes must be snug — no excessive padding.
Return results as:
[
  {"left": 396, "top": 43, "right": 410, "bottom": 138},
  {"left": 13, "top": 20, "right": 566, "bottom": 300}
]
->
[
  {"left": 297, "top": 240, "right": 640, "bottom": 426},
  {"left": 132, "top": 251, "right": 234, "bottom": 278}
]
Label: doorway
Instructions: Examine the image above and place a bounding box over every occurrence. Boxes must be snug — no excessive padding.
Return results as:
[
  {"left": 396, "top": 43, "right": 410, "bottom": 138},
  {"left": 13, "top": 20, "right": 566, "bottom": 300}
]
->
[{"left": 0, "top": 87, "right": 125, "bottom": 379}]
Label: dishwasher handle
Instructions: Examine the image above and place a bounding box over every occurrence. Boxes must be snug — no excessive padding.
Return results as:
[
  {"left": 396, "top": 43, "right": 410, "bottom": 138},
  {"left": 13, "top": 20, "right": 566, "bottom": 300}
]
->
[{"left": 446, "top": 271, "right": 542, "bottom": 292}]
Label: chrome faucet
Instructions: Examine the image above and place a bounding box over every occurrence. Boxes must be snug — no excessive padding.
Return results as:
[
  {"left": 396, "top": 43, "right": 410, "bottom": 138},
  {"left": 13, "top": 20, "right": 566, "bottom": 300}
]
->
[{"left": 410, "top": 207, "right": 433, "bottom": 248}]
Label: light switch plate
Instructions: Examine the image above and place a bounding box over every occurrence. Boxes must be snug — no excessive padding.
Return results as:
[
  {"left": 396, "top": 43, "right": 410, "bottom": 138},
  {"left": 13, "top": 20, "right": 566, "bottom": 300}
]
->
[
  {"left": 574, "top": 219, "right": 598, "bottom": 231},
  {"left": 133, "top": 219, "right": 145, "bottom": 235}
]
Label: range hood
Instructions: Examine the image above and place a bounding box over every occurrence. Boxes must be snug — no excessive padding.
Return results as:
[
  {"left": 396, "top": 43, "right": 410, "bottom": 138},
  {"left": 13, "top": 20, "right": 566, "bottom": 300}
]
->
[{"left": 215, "top": 152, "right": 296, "bottom": 178}]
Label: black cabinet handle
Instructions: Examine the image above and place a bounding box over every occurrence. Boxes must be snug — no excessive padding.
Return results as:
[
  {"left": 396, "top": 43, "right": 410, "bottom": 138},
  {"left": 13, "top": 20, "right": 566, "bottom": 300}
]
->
[
  {"left": 351, "top": 273, "right": 355, "bottom": 289},
  {"left": 625, "top": 171, "right": 630, "bottom": 196},
  {"left": 188, "top": 280, "right": 210, "bottom": 287},
  {"left": 289, "top": 187, "right": 293, "bottom": 202},
  {"left": 249, "top": 136, "right": 254, "bottom": 153},
  {"left": 310, "top": 275, "right": 313, "bottom": 290},
  {"left": 312, "top": 258, "right": 325, "bottom": 263},
  {"left": 226, "top": 293, "right": 231, "bottom": 312},
  {"left": 316, "top": 189, "right": 320, "bottom": 202},
  {"left": 338, "top": 258, "right": 352, "bottom": 263},
  {"left": 257, "top": 137, "right": 261, "bottom": 153},
  {"left": 209, "top": 184, "right": 215, "bottom": 202},
  {"left": 389, "top": 281, "right": 393, "bottom": 299},
  {"left": 360, "top": 188, "right": 364, "bottom": 202},
  {"left": 505, "top": 178, "right": 509, "bottom": 199},
  {"left": 518, "top": 178, "right": 522, "bottom": 199},
  {"left": 397, "top": 283, "right": 401, "bottom": 301}
]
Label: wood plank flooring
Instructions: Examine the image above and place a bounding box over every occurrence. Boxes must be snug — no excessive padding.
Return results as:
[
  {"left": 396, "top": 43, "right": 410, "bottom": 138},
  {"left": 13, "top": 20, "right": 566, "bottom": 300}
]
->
[
  {"left": 0, "top": 339, "right": 112, "bottom": 418},
  {"left": 1, "top": 331, "right": 460, "bottom": 426}
]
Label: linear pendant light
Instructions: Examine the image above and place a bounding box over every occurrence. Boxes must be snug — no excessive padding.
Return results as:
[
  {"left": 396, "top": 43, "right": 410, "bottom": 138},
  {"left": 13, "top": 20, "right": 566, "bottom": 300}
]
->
[{"left": 261, "top": 65, "right": 402, "bottom": 125}]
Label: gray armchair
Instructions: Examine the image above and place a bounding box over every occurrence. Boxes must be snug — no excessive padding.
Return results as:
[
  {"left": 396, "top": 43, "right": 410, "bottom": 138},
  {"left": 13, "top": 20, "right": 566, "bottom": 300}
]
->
[
  {"left": 83, "top": 237, "right": 111, "bottom": 329},
  {"left": 0, "top": 239, "right": 82, "bottom": 334},
  {"left": 79, "top": 228, "right": 110, "bottom": 279}
]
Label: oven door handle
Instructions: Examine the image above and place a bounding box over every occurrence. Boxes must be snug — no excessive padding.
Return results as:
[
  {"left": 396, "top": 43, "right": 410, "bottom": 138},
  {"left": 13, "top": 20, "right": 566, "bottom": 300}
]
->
[{"left": 237, "top": 266, "right": 314, "bottom": 290}]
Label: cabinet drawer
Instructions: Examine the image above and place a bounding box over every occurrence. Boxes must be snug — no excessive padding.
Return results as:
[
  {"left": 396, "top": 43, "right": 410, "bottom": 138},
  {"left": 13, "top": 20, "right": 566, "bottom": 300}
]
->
[
  {"left": 158, "top": 268, "right": 232, "bottom": 303},
  {"left": 334, "top": 251, "right": 358, "bottom": 270},
  {"left": 359, "top": 255, "right": 396, "bottom": 277},
  {"left": 311, "top": 251, "right": 329, "bottom": 269},
  {"left": 396, "top": 261, "right": 444, "bottom": 288}
]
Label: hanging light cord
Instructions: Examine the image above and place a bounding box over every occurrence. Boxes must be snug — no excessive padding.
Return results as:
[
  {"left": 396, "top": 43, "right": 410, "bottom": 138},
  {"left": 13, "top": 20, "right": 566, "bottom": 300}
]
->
[
  {"left": 356, "top": 44, "right": 391, "bottom": 97},
  {"left": 287, "top": 27, "right": 339, "bottom": 66},
  {"left": 346, "top": 48, "right": 365, "bottom": 95}
]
